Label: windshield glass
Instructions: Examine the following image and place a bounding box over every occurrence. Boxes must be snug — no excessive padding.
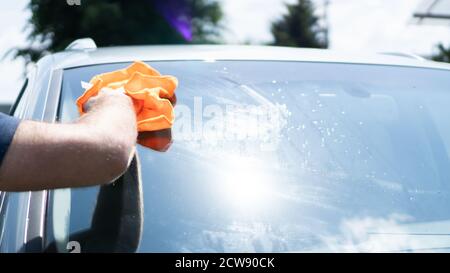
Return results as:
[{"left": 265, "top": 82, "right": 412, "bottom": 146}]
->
[{"left": 55, "top": 60, "right": 450, "bottom": 252}]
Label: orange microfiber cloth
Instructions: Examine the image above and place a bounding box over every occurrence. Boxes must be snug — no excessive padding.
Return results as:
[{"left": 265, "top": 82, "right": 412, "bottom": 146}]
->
[{"left": 76, "top": 61, "right": 178, "bottom": 151}]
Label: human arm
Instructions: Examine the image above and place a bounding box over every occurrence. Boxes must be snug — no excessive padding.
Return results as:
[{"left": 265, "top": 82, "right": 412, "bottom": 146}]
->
[{"left": 0, "top": 88, "right": 137, "bottom": 191}]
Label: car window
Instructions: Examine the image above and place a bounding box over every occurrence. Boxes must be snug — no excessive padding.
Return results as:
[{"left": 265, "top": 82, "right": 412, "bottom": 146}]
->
[
  {"left": 49, "top": 60, "right": 450, "bottom": 252},
  {"left": 8, "top": 79, "right": 28, "bottom": 116}
]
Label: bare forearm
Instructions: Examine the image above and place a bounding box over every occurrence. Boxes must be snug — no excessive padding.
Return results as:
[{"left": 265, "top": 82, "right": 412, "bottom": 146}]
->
[{"left": 0, "top": 91, "right": 137, "bottom": 191}]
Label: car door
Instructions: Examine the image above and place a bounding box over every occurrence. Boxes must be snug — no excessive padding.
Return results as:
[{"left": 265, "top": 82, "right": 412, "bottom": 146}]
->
[
  {"left": 0, "top": 62, "right": 63, "bottom": 252},
  {"left": 0, "top": 78, "right": 33, "bottom": 253}
]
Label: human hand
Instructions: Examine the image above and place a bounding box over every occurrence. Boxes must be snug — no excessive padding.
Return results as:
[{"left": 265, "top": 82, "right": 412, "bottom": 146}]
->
[{"left": 83, "top": 87, "right": 132, "bottom": 113}]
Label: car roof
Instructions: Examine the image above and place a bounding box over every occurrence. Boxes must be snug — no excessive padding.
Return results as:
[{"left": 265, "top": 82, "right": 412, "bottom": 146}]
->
[{"left": 39, "top": 44, "right": 450, "bottom": 71}]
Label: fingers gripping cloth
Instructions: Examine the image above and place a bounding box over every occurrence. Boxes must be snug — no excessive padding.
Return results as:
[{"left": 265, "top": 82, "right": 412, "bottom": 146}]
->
[{"left": 76, "top": 61, "right": 178, "bottom": 151}]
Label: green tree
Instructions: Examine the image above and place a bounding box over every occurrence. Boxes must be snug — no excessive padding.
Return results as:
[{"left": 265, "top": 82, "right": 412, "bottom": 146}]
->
[
  {"left": 271, "top": 0, "right": 327, "bottom": 48},
  {"left": 14, "top": 0, "right": 223, "bottom": 63},
  {"left": 432, "top": 43, "right": 450, "bottom": 63}
]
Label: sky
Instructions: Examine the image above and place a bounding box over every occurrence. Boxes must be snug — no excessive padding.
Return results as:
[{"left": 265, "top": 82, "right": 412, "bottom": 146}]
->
[{"left": 0, "top": 0, "right": 449, "bottom": 104}]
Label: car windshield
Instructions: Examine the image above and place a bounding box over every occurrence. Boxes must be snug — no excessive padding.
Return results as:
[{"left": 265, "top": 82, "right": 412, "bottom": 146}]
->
[{"left": 53, "top": 60, "right": 450, "bottom": 252}]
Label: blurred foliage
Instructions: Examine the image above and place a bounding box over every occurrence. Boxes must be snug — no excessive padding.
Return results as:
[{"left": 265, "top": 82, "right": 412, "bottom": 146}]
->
[
  {"left": 14, "top": 0, "right": 223, "bottom": 63},
  {"left": 271, "top": 0, "right": 327, "bottom": 48},
  {"left": 432, "top": 43, "right": 450, "bottom": 63}
]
